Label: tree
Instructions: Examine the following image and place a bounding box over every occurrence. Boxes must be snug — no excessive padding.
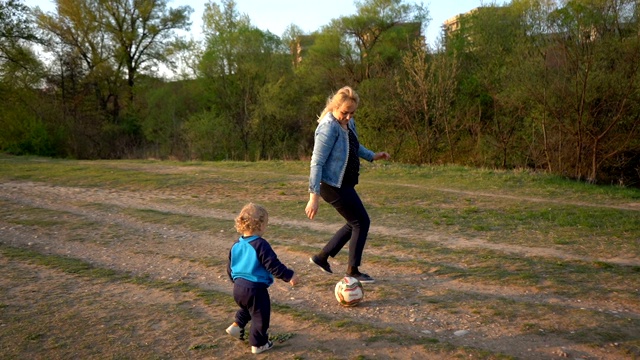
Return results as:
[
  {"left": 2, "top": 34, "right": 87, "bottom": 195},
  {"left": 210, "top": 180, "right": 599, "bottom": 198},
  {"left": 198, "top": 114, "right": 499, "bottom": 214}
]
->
[
  {"left": 37, "top": 0, "right": 192, "bottom": 104},
  {"left": 450, "top": 0, "right": 640, "bottom": 183},
  {"left": 35, "top": 0, "right": 192, "bottom": 158},
  {"left": 100, "top": 0, "right": 192, "bottom": 101},
  {"left": 35, "top": 0, "right": 124, "bottom": 158},
  {"left": 545, "top": 0, "right": 640, "bottom": 182},
  {"left": 340, "top": 0, "right": 429, "bottom": 81},
  {"left": 0, "top": 0, "right": 41, "bottom": 82},
  {"left": 0, "top": 0, "right": 54, "bottom": 156},
  {"left": 138, "top": 77, "right": 206, "bottom": 159},
  {"left": 195, "top": 0, "right": 291, "bottom": 160},
  {"left": 294, "top": 28, "right": 356, "bottom": 93},
  {"left": 447, "top": 4, "right": 533, "bottom": 168},
  {"left": 36, "top": 0, "right": 117, "bottom": 114},
  {"left": 252, "top": 75, "right": 307, "bottom": 159},
  {"left": 394, "top": 40, "right": 459, "bottom": 164},
  {"left": 0, "top": 0, "right": 38, "bottom": 69},
  {"left": 356, "top": 77, "right": 405, "bottom": 160}
]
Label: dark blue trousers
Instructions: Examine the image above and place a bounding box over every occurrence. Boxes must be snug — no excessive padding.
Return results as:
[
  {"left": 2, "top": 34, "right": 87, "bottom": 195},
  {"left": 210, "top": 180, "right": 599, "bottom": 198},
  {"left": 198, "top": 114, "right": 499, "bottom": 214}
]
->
[
  {"left": 232, "top": 281, "right": 270, "bottom": 347},
  {"left": 320, "top": 183, "right": 371, "bottom": 268}
]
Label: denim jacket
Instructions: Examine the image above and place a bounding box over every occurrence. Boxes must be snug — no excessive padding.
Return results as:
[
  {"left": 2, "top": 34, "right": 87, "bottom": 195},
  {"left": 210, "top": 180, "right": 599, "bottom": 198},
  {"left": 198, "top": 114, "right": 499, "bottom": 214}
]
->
[{"left": 309, "top": 112, "right": 375, "bottom": 194}]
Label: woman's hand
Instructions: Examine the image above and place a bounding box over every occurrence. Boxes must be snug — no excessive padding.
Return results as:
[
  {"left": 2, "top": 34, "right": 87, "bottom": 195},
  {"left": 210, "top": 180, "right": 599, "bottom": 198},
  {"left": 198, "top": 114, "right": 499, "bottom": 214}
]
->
[
  {"left": 305, "top": 193, "right": 320, "bottom": 220},
  {"left": 373, "top": 152, "right": 391, "bottom": 161}
]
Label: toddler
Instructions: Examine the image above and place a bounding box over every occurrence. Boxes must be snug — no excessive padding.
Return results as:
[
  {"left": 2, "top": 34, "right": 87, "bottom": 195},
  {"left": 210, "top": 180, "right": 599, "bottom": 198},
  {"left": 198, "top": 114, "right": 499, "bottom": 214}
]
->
[{"left": 226, "top": 203, "right": 298, "bottom": 354}]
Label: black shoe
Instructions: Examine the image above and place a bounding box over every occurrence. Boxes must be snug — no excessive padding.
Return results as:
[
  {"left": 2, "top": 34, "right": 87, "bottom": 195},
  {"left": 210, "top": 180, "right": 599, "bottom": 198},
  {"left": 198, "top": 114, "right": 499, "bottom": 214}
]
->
[
  {"left": 347, "top": 272, "right": 375, "bottom": 284},
  {"left": 310, "top": 255, "right": 333, "bottom": 274}
]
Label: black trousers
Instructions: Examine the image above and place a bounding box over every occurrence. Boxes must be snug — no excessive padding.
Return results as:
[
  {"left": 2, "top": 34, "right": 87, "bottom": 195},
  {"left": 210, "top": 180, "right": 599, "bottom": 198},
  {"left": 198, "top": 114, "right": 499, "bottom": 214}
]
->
[
  {"left": 232, "top": 282, "right": 270, "bottom": 347},
  {"left": 320, "top": 183, "right": 371, "bottom": 268}
]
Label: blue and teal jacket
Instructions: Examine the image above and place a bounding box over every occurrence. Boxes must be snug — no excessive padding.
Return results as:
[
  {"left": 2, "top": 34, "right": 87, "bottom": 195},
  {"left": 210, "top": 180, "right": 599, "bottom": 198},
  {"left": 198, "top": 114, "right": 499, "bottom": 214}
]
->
[
  {"left": 227, "top": 235, "right": 294, "bottom": 288},
  {"left": 309, "top": 113, "right": 375, "bottom": 194}
]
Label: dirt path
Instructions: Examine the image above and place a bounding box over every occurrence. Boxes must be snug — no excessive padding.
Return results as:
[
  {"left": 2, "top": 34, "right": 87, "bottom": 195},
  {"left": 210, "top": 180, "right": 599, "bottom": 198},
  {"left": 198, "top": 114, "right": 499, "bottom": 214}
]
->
[
  {"left": 3, "top": 181, "right": 638, "bottom": 267},
  {"left": 1, "top": 180, "right": 638, "bottom": 359}
]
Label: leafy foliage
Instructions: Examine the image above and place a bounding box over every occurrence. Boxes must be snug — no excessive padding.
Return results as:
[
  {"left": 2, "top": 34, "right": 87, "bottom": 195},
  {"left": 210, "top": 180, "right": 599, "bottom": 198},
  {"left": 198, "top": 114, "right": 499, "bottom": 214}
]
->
[{"left": 1, "top": 0, "right": 638, "bottom": 186}]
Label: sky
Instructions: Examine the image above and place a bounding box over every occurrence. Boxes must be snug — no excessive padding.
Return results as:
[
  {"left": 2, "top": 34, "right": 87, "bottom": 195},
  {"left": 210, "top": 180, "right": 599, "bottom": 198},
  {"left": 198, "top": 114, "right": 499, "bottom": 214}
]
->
[{"left": 25, "top": 0, "right": 490, "bottom": 46}]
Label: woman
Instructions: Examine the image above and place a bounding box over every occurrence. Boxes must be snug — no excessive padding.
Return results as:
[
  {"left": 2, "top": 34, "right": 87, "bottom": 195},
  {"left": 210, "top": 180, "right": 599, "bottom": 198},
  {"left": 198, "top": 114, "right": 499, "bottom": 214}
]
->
[{"left": 305, "top": 86, "right": 390, "bottom": 284}]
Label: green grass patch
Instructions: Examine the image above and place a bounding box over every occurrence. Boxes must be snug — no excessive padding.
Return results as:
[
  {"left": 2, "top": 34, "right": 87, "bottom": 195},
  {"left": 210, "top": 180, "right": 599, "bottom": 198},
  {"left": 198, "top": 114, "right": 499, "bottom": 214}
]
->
[{"left": 3, "top": 156, "right": 638, "bottom": 259}]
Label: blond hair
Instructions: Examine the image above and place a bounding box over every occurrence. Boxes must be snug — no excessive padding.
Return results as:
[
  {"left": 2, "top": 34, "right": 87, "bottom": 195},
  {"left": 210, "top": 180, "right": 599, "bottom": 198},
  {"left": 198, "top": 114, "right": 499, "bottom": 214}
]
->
[
  {"left": 234, "top": 203, "right": 268, "bottom": 234},
  {"left": 318, "top": 86, "right": 360, "bottom": 123}
]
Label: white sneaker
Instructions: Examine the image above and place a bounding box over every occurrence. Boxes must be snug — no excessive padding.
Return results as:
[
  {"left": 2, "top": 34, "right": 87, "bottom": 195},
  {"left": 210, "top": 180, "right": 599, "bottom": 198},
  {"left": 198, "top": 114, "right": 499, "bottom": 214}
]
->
[
  {"left": 251, "top": 340, "right": 273, "bottom": 354},
  {"left": 225, "top": 323, "right": 244, "bottom": 340}
]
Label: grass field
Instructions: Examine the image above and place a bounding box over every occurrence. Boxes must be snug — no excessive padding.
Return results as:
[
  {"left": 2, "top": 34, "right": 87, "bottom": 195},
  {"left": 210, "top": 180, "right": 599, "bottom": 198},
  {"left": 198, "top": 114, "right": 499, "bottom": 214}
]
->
[{"left": 0, "top": 155, "right": 639, "bottom": 359}]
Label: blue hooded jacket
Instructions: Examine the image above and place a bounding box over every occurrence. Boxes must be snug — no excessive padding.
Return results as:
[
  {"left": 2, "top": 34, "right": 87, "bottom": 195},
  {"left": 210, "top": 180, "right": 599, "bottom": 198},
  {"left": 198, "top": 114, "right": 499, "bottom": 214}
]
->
[{"left": 227, "top": 235, "right": 294, "bottom": 288}]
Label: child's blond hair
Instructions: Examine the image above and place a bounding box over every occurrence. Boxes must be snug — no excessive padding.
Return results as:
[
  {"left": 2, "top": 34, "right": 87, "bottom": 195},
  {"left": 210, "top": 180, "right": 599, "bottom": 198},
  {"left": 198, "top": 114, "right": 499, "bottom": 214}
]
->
[{"left": 234, "top": 203, "right": 268, "bottom": 234}]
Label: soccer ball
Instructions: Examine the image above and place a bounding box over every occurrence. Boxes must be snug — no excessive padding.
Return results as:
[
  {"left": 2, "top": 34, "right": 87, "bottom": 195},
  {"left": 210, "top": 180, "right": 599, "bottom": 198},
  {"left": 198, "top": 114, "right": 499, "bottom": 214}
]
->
[{"left": 334, "top": 276, "right": 364, "bottom": 307}]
